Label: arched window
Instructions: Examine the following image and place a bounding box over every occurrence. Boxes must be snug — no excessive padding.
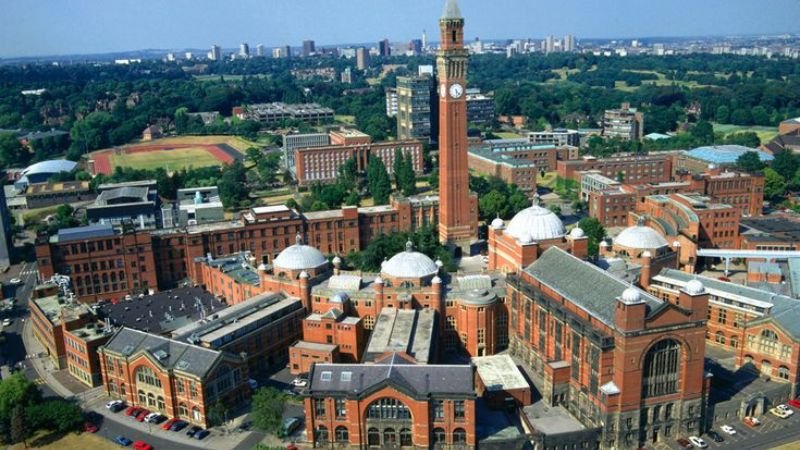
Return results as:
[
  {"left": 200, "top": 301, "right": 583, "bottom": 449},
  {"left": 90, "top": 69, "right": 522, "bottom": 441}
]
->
[
  {"left": 366, "top": 398, "right": 411, "bottom": 420},
  {"left": 778, "top": 366, "right": 790, "bottom": 380},
  {"left": 730, "top": 336, "right": 739, "bottom": 348},
  {"left": 316, "top": 426, "right": 328, "bottom": 442},
  {"left": 178, "top": 403, "right": 188, "bottom": 417},
  {"left": 432, "top": 428, "right": 446, "bottom": 446},
  {"left": 157, "top": 396, "right": 165, "bottom": 411},
  {"left": 642, "top": 339, "right": 681, "bottom": 398},
  {"left": 335, "top": 426, "right": 349, "bottom": 442},
  {"left": 715, "top": 332, "right": 725, "bottom": 345},
  {"left": 400, "top": 428, "right": 412, "bottom": 446},
  {"left": 761, "top": 360, "right": 773, "bottom": 376},
  {"left": 119, "top": 383, "right": 126, "bottom": 397},
  {"left": 759, "top": 329, "right": 779, "bottom": 354},
  {"left": 108, "top": 380, "right": 117, "bottom": 394},
  {"left": 744, "top": 354, "right": 754, "bottom": 365},
  {"left": 147, "top": 393, "right": 156, "bottom": 407},
  {"left": 368, "top": 428, "right": 380, "bottom": 446},
  {"left": 453, "top": 428, "right": 467, "bottom": 444},
  {"left": 110, "top": 272, "right": 117, "bottom": 282},
  {"left": 383, "top": 428, "right": 396, "bottom": 445},
  {"left": 135, "top": 366, "right": 162, "bottom": 388},
  {"left": 138, "top": 390, "right": 146, "bottom": 404}
]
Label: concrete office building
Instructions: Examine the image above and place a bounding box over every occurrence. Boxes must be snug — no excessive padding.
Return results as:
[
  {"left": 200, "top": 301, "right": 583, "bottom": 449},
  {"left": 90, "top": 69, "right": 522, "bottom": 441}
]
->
[
  {"left": 602, "top": 103, "right": 644, "bottom": 142},
  {"left": 397, "top": 75, "right": 434, "bottom": 142},
  {"left": 283, "top": 132, "right": 331, "bottom": 172}
]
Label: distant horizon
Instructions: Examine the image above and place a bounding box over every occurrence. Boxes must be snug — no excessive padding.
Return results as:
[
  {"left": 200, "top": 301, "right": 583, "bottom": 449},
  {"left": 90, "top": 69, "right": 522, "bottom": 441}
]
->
[
  {"left": 1, "top": 0, "right": 799, "bottom": 59},
  {"left": 2, "top": 31, "right": 799, "bottom": 61}
]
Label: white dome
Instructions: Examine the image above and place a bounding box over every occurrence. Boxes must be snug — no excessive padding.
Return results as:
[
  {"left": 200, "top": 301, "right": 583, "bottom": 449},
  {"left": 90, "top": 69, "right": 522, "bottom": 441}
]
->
[
  {"left": 685, "top": 279, "right": 705, "bottom": 295},
  {"left": 505, "top": 196, "right": 565, "bottom": 242},
  {"left": 299, "top": 271, "right": 309, "bottom": 279},
  {"left": 569, "top": 227, "right": 585, "bottom": 239},
  {"left": 620, "top": 286, "right": 643, "bottom": 304},
  {"left": 642, "top": 250, "right": 652, "bottom": 258},
  {"left": 614, "top": 223, "right": 668, "bottom": 250},
  {"left": 491, "top": 217, "right": 505, "bottom": 229},
  {"left": 673, "top": 241, "right": 681, "bottom": 247},
  {"left": 274, "top": 235, "right": 328, "bottom": 271},
  {"left": 332, "top": 256, "right": 342, "bottom": 265},
  {"left": 432, "top": 275, "right": 442, "bottom": 284},
  {"left": 382, "top": 241, "right": 439, "bottom": 279},
  {"left": 600, "top": 240, "right": 609, "bottom": 247},
  {"left": 374, "top": 276, "right": 383, "bottom": 285}
]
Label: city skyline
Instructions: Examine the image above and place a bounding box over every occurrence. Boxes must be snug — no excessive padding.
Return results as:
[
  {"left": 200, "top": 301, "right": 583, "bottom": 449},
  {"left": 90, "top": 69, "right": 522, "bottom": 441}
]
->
[{"left": 1, "top": 0, "right": 799, "bottom": 58}]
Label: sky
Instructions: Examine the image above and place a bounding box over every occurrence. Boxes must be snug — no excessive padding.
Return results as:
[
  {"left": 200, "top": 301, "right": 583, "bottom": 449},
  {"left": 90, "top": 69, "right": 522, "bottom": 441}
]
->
[{"left": 1, "top": 0, "right": 799, "bottom": 58}]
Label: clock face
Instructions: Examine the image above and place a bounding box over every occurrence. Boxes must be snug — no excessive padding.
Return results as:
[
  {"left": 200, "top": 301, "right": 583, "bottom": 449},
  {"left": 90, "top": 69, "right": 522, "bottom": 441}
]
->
[
  {"left": 449, "top": 83, "right": 464, "bottom": 99},
  {"left": 440, "top": 83, "right": 447, "bottom": 98}
]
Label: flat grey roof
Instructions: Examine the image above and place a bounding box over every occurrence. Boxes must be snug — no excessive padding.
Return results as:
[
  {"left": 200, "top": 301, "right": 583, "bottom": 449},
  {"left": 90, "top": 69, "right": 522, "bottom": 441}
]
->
[
  {"left": 293, "top": 341, "right": 338, "bottom": 352},
  {"left": 523, "top": 401, "right": 586, "bottom": 435},
  {"left": 364, "top": 307, "right": 436, "bottom": 364},
  {"left": 472, "top": 354, "right": 529, "bottom": 391}
]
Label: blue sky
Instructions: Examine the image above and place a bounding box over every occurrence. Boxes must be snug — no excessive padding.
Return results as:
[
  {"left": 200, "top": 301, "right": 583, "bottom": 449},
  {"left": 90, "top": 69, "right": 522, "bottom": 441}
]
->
[{"left": 1, "top": 0, "right": 799, "bottom": 57}]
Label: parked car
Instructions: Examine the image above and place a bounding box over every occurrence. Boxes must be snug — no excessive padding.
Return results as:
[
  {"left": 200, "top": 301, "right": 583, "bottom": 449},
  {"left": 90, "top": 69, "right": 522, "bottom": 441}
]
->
[
  {"left": 787, "top": 398, "right": 800, "bottom": 408},
  {"left": 743, "top": 416, "right": 761, "bottom": 427},
  {"left": 248, "top": 379, "right": 258, "bottom": 389},
  {"left": 186, "top": 425, "right": 202, "bottom": 437},
  {"left": 113, "top": 435, "right": 133, "bottom": 446},
  {"left": 675, "top": 438, "right": 693, "bottom": 450},
  {"left": 106, "top": 400, "right": 125, "bottom": 411},
  {"left": 720, "top": 425, "right": 737, "bottom": 435},
  {"left": 2, "top": 318, "right": 12, "bottom": 327},
  {"left": 125, "top": 406, "right": 141, "bottom": 417},
  {"left": 144, "top": 413, "right": 164, "bottom": 423},
  {"left": 83, "top": 422, "right": 99, "bottom": 433},
  {"left": 135, "top": 409, "right": 150, "bottom": 422},
  {"left": 132, "top": 441, "right": 153, "bottom": 450},
  {"left": 170, "top": 420, "right": 188, "bottom": 432},
  {"left": 280, "top": 417, "right": 302, "bottom": 438},
  {"left": 292, "top": 377, "right": 308, "bottom": 387},
  {"left": 238, "top": 421, "right": 252, "bottom": 432},
  {"left": 706, "top": 430, "right": 723, "bottom": 443},
  {"left": 688, "top": 436, "right": 708, "bottom": 448},
  {"left": 718, "top": 276, "right": 731, "bottom": 282},
  {"left": 161, "top": 418, "right": 178, "bottom": 430},
  {"left": 193, "top": 429, "right": 210, "bottom": 440},
  {"left": 776, "top": 404, "right": 794, "bottom": 415},
  {"left": 770, "top": 407, "right": 792, "bottom": 419}
]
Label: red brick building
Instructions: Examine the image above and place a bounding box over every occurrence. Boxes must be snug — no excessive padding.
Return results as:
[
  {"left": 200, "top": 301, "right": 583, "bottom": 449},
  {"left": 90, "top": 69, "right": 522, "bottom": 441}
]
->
[
  {"left": 508, "top": 247, "right": 710, "bottom": 450},
  {"left": 557, "top": 154, "right": 674, "bottom": 184},
  {"left": 36, "top": 224, "right": 158, "bottom": 304},
  {"left": 467, "top": 151, "right": 538, "bottom": 196},
  {"left": 303, "top": 355, "right": 477, "bottom": 449},
  {"left": 99, "top": 327, "right": 250, "bottom": 428}
]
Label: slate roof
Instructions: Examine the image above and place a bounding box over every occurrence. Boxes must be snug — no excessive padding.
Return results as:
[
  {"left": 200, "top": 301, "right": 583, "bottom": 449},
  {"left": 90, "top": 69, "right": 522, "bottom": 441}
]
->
[
  {"left": 56, "top": 223, "right": 115, "bottom": 243},
  {"left": 103, "top": 327, "right": 222, "bottom": 378},
  {"left": 525, "top": 247, "right": 665, "bottom": 329},
  {"left": 308, "top": 357, "right": 474, "bottom": 399}
]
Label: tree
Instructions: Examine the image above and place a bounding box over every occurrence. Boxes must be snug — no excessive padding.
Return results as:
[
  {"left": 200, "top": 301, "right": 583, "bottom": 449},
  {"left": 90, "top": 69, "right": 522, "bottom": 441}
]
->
[
  {"left": 257, "top": 152, "right": 282, "bottom": 185},
  {"left": 428, "top": 169, "right": 439, "bottom": 190},
  {"left": 548, "top": 204, "right": 562, "bottom": 215},
  {"left": 366, "top": 156, "right": 392, "bottom": 205},
  {"left": 251, "top": 387, "right": 285, "bottom": 434},
  {"left": 478, "top": 191, "right": 508, "bottom": 221},
  {"left": 218, "top": 160, "right": 249, "bottom": 208},
  {"left": 763, "top": 168, "right": 787, "bottom": 201},
  {"left": 735, "top": 151, "right": 765, "bottom": 173},
  {"left": 10, "top": 404, "right": 28, "bottom": 448},
  {"left": 689, "top": 121, "right": 714, "bottom": 145},
  {"left": 245, "top": 147, "right": 263, "bottom": 167},
  {"left": 26, "top": 399, "right": 83, "bottom": 433},
  {"left": 771, "top": 151, "right": 799, "bottom": 182},
  {"left": 207, "top": 401, "right": 230, "bottom": 427},
  {"left": 0, "top": 370, "right": 42, "bottom": 427},
  {"left": 0, "top": 132, "right": 27, "bottom": 167},
  {"left": 715, "top": 105, "right": 730, "bottom": 124},
  {"left": 578, "top": 216, "right": 605, "bottom": 256}
]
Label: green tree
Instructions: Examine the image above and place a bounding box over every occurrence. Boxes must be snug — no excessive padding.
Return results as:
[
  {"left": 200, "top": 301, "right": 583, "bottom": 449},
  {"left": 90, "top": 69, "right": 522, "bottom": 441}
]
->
[
  {"left": 715, "top": 105, "right": 730, "bottom": 123},
  {"left": 763, "top": 167, "right": 787, "bottom": 201},
  {"left": 257, "top": 152, "right": 282, "bottom": 185},
  {"left": 26, "top": 399, "right": 83, "bottom": 433},
  {"left": 366, "top": 156, "right": 392, "bottom": 205},
  {"left": 771, "top": 151, "right": 799, "bottom": 182},
  {"left": 428, "top": 169, "right": 439, "bottom": 190},
  {"left": 207, "top": 401, "right": 230, "bottom": 427},
  {"left": 219, "top": 160, "right": 249, "bottom": 208},
  {"left": 0, "top": 132, "right": 27, "bottom": 167},
  {"left": 478, "top": 191, "right": 508, "bottom": 221},
  {"left": 735, "top": 151, "right": 765, "bottom": 173},
  {"left": 548, "top": 204, "right": 562, "bottom": 215},
  {"left": 10, "top": 404, "right": 28, "bottom": 448},
  {"left": 245, "top": 147, "right": 263, "bottom": 167},
  {"left": 251, "top": 387, "right": 285, "bottom": 434},
  {"left": 578, "top": 216, "right": 605, "bottom": 256},
  {"left": 393, "top": 150, "right": 417, "bottom": 197},
  {"left": 689, "top": 121, "right": 714, "bottom": 145}
]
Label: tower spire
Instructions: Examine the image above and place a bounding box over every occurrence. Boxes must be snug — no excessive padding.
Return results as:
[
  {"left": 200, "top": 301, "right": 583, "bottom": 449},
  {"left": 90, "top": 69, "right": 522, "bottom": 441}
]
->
[{"left": 441, "top": 0, "right": 462, "bottom": 19}]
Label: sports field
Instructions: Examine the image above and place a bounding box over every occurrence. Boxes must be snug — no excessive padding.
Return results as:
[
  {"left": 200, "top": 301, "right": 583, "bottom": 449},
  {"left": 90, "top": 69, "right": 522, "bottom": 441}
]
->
[{"left": 90, "top": 136, "right": 251, "bottom": 175}]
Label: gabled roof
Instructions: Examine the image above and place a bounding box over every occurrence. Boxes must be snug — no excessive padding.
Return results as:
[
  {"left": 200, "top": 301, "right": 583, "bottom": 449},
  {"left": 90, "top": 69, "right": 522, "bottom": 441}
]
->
[
  {"left": 524, "top": 247, "right": 664, "bottom": 329},
  {"left": 103, "top": 327, "right": 222, "bottom": 378},
  {"left": 308, "top": 357, "right": 474, "bottom": 399}
]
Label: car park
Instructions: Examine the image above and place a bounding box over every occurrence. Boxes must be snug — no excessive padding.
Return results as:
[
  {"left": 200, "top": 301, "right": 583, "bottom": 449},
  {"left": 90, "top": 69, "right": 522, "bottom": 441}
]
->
[
  {"left": 9, "top": 278, "right": 21, "bottom": 285},
  {"left": 688, "top": 436, "right": 708, "bottom": 448},
  {"left": 125, "top": 406, "right": 141, "bottom": 417},
  {"left": 776, "top": 404, "right": 794, "bottom": 415},
  {"left": 193, "top": 429, "right": 210, "bottom": 440},
  {"left": 161, "top": 418, "right": 177, "bottom": 430},
  {"left": 135, "top": 409, "right": 150, "bottom": 422},
  {"left": 106, "top": 400, "right": 125, "bottom": 411},
  {"left": 113, "top": 436, "right": 132, "bottom": 446},
  {"left": 144, "top": 413, "right": 164, "bottom": 423},
  {"left": 743, "top": 416, "right": 761, "bottom": 427},
  {"left": 706, "top": 430, "right": 723, "bottom": 443},
  {"left": 2, "top": 318, "right": 11, "bottom": 327},
  {"left": 675, "top": 438, "right": 692, "bottom": 449},
  {"left": 720, "top": 425, "right": 736, "bottom": 435}
]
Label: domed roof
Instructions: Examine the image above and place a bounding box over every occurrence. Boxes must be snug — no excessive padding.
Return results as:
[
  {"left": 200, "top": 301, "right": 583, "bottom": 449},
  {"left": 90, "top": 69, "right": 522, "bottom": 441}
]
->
[
  {"left": 505, "top": 196, "right": 565, "bottom": 242},
  {"left": 491, "top": 217, "right": 505, "bottom": 229},
  {"left": 332, "top": 255, "right": 342, "bottom": 266},
  {"left": 614, "top": 218, "right": 668, "bottom": 250},
  {"left": 685, "top": 279, "right": 705, "bottom": 295},
  {"left": 382, "top": 241, "right": 439, "bottom": 279},
  {"left": 620, "top": 285, "right": 643, "bottom": 304},
  {"left": 569, "top": 227, "right": 585, "bottom": 239},
  {"left": 273, "top": 235, "right": 328, "bottom": 271}
]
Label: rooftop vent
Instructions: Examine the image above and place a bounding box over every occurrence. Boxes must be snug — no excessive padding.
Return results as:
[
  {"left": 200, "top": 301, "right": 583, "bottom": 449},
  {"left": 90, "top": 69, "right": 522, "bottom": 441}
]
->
[{"left": 153, "top": 349, "right": 169, "bottom": 361}]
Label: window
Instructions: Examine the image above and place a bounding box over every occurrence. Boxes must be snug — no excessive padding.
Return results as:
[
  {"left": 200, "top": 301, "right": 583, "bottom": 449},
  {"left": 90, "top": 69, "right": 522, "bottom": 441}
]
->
[
  {"left": 432, "top": 428, "right": 446, "bottom": 446},
  {"left": 717, "top": 308, "right": 727, "bottom": 325},
  {"left": 453, "top": 428, "right": 467, "bottom": 444},
  {"left": 383, "top": 428, "right": 397, "bottom": 445},
  {"left": 432, "top": 400, "right": 444, "bottom": 420},
  {"left": 642, "top": 339, "right": 681, "bottom": 398},
  {"left": 400, "top": 428, "right": 412, "bottom": 446},
  {"left": 780, "top": 344, "right": 791, "bottom": 360},
  {"left": 135, "top": 366, "right": 162, "bottom": 388},
  {"left": 778, "top": 366, "right": 790, "bottom": 380},
  {"left": 316, "top": 426, "right": 328, "bottom": 442},
  {"left": 178, "top": 403, "right": 188, "bottom": 417},
  {"left": 759, "top": 329, "right": 779, "bottom": 355},
  {"left": 454, "top": 400, "right": 465, "bottom": 419},
  {"left": 314, "top": 398, "right": 326, "bottom": 417},
  {"left": 715, "top": 332, "right": 726, "bottom": 345},
  {"left": 367, "top": 398, "right": 411, "bottom": 420},
  {"left": 335, "top": 426, "right": 349, "bottom": 442},
  {"left": 138, "top": 390, "right": 146, "bottom": 404},
  {"left": 335, "top": 398, "right": 346, "bottom": 418},
  {"left": 368, "top": 428, "right": 380, "bottom": 446}
]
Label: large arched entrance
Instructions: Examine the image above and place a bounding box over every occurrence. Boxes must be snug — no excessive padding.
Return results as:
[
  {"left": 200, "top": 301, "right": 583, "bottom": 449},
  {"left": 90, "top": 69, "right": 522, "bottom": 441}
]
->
[{"left": 364, "top": 398, "right": 413, "bottom": 447}]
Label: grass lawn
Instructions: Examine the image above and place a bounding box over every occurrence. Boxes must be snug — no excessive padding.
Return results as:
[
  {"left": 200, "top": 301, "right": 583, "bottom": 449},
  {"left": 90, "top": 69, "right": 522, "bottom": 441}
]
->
[
  {"left": 712, "top": 123, "right": 779, "bottom": 143},
  {"left": 11, "top": 431, "right": 119, "bottom": 450},
  {"left": 22, "top": 205, "right": 63, "bottom": 225},
  {"left": 335, "top": 115, "right": 356, "bottom": 125},
  {"left": 150, "top": 135, "right": 255, "bottom": 153},
  {"left": 537, "top": 171, "right": 559, "bottom": 189},
  {"left": 110, "top": 147, "right": 222, "bottom": 171},
  {"left": 495, "top": 131, "right": 523, "bottom": 139}
]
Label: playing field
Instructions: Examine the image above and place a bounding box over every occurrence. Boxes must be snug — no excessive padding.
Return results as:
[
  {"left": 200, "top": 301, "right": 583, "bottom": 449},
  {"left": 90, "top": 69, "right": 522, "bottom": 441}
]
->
[
  {"left": 712, "top": 123, "right": 779, "bottom": 143},
  {"left": 90, "top": 136, "right": 250, "bottom": 175}
]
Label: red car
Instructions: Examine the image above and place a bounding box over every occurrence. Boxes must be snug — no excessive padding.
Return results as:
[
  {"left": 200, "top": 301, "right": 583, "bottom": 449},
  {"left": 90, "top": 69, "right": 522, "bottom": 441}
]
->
[
  {"left": 132, "top": 441, "right": 153, "bottom": 450},
  {"left": 135, "top": 409, "right": 150, "bottom": 422},
  {"left": 125, "top": 406, "right": 142, "bottom": 416},
  {"left": 787, "top": 399, "right": 800, "bottom": 408},
  {"left": 83, "top": 422, "right": 99, "bottom": 433},
  {"left": 161, "top": 418, "right": 177, "bottom": 430}
]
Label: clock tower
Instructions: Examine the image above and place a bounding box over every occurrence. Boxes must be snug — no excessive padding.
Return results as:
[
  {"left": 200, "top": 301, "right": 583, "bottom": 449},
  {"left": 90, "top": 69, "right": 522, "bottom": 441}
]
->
[{"left": 437, "top": 0, "right": 477, "bottom": 253}]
